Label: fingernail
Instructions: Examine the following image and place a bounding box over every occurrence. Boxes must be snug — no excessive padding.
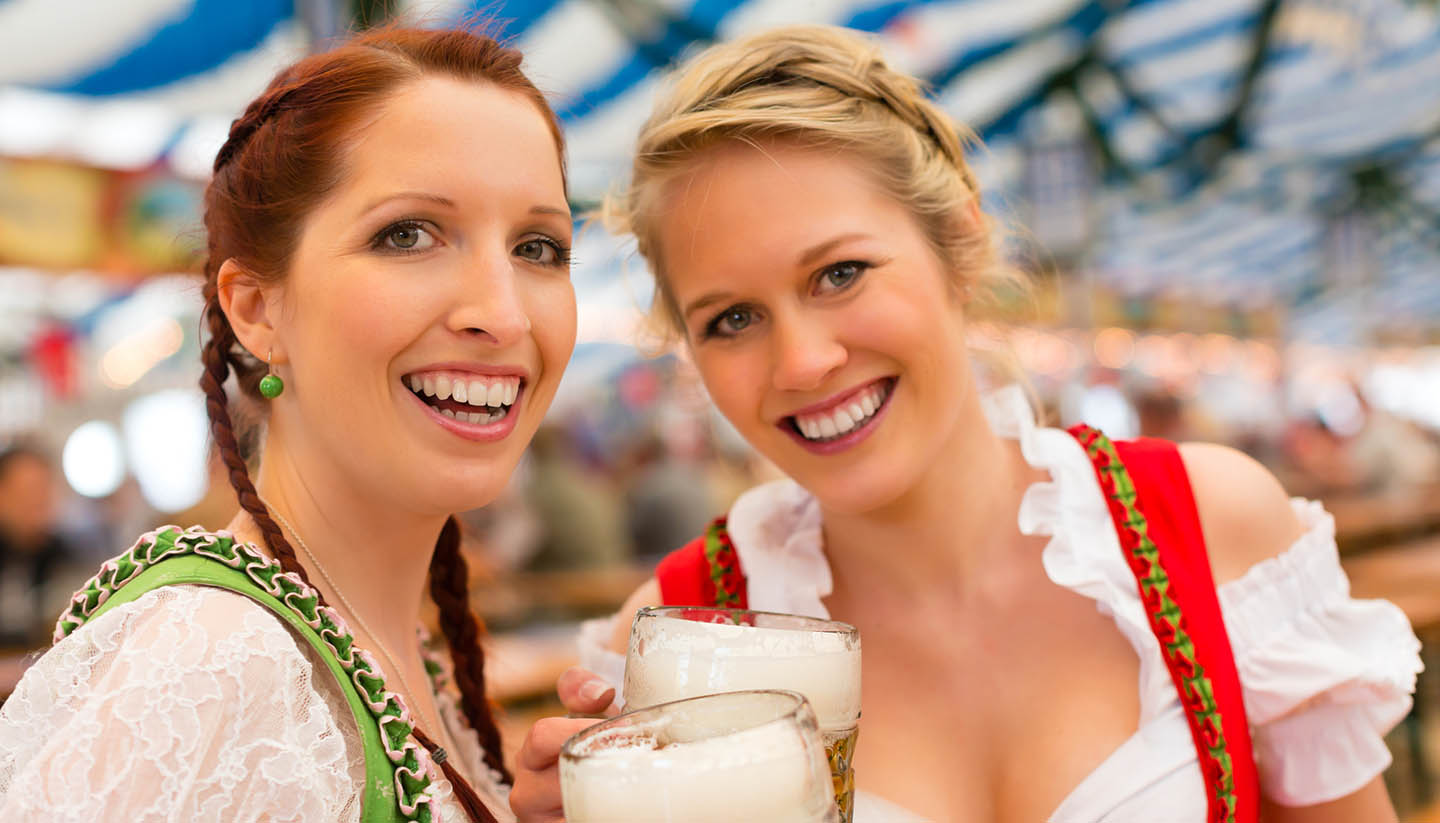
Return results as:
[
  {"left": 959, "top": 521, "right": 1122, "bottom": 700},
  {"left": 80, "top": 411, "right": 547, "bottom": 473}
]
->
[{"left": 580, "top": 679, "right": 612, "bottom": 702}]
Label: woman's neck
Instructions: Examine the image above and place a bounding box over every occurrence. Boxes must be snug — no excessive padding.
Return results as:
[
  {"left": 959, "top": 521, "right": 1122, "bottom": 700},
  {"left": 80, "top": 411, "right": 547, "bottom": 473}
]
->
[
  {"left": 231, "top": 425, "right": 443, "bottom": 674},
  {"left": 820, "top": 385, "right": 1039, "bottom": 603}
]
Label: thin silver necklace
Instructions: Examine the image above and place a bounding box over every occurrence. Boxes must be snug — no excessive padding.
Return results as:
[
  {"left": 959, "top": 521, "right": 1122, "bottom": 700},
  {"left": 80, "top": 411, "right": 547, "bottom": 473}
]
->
[{"left": 258, "top": 499, "right": 448, "bottom": 756}]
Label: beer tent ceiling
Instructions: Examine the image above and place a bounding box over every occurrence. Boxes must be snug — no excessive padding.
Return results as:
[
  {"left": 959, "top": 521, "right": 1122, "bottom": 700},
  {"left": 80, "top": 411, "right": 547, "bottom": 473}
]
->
[{"left": 1, "top": 0, "right": 1436, "bottom": 341}]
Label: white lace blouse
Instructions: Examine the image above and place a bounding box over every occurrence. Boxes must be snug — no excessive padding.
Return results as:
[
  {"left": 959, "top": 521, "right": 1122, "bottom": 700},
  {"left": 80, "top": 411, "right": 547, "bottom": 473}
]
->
[
  {"left": 0, "top": 583, "right": 511, "bottom": 822},
  {"left": 578, "top": 386, "right": 1423, "bottom": 822}
]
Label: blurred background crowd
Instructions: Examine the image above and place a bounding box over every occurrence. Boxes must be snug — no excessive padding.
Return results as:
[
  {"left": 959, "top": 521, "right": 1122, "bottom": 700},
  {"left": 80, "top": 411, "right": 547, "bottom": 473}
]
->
[{"left": 1, "top": 0, "right": 1438, "bottom": 817}]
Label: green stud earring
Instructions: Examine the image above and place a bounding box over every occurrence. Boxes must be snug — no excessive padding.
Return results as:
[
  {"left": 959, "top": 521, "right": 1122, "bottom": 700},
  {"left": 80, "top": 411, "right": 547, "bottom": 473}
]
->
[{"left": 259, "top": 348, "right": 284, "bottom": 399}]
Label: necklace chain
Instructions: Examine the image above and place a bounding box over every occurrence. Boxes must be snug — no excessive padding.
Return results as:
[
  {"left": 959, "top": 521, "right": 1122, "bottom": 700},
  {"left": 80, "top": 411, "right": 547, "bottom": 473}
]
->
[{"left": 258, "top": 499, "right": 446, "bottom": 748}]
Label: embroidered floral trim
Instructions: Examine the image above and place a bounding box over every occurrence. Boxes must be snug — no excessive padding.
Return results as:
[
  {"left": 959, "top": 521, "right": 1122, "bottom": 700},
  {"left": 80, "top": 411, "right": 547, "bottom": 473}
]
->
[
  {"left": 55, "top": 525, "right": 445, "bottom": 823},
  {"left": 702, "top": 518, "right": 747, "bottom": 608},
  {"left": 1068, "top": 426, "right": 1237, "bottom": 823}
]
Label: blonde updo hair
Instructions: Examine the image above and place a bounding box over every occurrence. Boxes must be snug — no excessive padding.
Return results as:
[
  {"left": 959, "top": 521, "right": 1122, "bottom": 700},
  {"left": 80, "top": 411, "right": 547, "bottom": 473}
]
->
[{"left": 604, "top": 23, "right": 1030, "bottom": 340}]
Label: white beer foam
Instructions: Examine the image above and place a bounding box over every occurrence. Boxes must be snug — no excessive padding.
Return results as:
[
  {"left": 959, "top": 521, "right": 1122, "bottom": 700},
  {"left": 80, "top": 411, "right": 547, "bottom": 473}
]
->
[
  {"left": 626, "top": 620, "right": 861, "bottom": 729},
  {"left": 563, "top": 714, "right": 831, "bottom": 822}
]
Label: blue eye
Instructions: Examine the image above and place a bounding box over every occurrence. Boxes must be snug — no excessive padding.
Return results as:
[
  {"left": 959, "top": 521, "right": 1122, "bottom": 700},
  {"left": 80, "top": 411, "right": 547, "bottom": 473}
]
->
[
  {"left": 705, "top": 306, "right": 757, "bottom": 339},
  {"left": 817, "top": 261, "right": 868, "bottom": 294}
]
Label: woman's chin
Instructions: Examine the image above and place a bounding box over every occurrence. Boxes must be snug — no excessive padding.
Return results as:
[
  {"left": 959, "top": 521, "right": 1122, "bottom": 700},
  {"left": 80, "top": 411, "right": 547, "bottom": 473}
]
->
[
  {"left": 387, "top": 461, "right": 516, "bottom": 519},
  {"left": 802, "top": 472, "right": 909, "bottom": 517}
]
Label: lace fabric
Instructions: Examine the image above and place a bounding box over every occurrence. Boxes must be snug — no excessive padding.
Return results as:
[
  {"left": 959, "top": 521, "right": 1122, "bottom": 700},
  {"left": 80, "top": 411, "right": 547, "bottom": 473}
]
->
[{"left": 0, "top": 584, "right": 510, "bottom": 822}]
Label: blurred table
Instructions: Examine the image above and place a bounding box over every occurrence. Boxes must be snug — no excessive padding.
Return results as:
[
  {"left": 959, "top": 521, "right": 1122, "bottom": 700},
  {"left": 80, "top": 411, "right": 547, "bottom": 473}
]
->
[
  {"left": 1345, "top": 535, "right": 1440, "bottom": 811},
  {"left": 473, "top": 564, "right": 652, "bottom": 629},
  {"left": 1344, "top": 535, "right": 1440, "bottom": 627},
  {"left": 485, "top": 623, "right": 582, "bottom": 705},
  {"left": 1327, "top": 485, "right": 1440, "bottom": 554}
]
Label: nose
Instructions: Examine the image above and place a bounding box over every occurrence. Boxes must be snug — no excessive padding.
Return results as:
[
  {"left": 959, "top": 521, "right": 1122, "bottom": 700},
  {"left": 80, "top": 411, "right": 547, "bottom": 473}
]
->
[
  {"left": 770, "top": 308, "right": 846, "bottom": 393},
  {"left": 446, "top": 245, "right": 531, "bottom": 347}
]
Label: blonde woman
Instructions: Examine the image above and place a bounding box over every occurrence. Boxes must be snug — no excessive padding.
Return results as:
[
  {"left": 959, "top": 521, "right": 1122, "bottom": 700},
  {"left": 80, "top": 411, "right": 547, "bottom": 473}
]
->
[{"left": 510, "top": 25, "right": 1421, "bottom": 823}]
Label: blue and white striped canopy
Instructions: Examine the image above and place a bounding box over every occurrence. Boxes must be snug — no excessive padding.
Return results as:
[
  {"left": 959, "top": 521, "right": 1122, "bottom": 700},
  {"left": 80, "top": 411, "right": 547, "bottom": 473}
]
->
[{"left": 1, "top": 0, "right": 1436, "bottom": 338}]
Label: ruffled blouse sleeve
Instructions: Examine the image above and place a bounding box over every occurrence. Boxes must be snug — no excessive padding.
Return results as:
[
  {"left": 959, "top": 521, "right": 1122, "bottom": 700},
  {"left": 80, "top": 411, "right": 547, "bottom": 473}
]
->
[
  {"left": 1217, "top": 500, "right": 1423, "bottom": 806},
  {"left": 0, "top": 585, "right": 364, "bottom": 822},
  {"left": 576, "top": 614, "right": 628, "bottom": 702}
]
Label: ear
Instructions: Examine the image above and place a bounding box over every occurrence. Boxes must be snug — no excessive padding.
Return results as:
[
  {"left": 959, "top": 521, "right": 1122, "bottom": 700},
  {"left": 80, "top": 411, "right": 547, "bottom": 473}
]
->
[
  {"left": 965, "top": 197, "right": 983, "bottom": 227},
  {"left": 216, "top": 259, "right": 283, "bottom": 363}
]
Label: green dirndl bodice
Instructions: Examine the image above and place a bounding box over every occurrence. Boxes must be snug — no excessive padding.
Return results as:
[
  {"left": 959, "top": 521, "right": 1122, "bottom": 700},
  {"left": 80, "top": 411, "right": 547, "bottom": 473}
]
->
[{"left": 55, "top": 525, "right": 447, "bottom": 823}]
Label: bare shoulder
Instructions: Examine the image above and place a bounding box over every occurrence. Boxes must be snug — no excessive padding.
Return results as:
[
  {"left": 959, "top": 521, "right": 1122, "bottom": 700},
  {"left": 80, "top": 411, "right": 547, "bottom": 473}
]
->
[
  {"left": 1178, "top": 442, "right": 1308, "bottom": 586},
  {"left": 606, "top": 577, "right": 662, "bottom": 654}
]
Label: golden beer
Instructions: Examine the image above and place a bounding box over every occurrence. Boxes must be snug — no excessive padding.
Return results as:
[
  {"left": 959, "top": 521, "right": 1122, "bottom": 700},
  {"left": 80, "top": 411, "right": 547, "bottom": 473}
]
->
[{"left": 823, "top": 727, "right": 859, "bottom": 823}]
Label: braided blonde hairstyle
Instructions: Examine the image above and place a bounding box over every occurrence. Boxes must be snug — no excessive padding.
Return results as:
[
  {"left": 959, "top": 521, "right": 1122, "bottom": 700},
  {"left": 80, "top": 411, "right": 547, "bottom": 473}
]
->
[{"left": 604, "top": 24, "right": 1030, "bottom": 341}]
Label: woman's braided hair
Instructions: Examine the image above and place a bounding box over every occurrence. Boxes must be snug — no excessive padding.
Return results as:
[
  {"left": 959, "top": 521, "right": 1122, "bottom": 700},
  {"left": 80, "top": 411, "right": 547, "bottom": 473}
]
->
[
  {"left": 200, "top": 25, "right": 565, "bottom": 820},
  {"left": 604, "top": 24, "right": 1028, "bottom": 341}
]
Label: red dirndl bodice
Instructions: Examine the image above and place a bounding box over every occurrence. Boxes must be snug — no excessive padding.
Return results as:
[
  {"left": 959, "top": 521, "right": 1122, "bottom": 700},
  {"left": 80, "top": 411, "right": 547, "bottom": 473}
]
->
[{"left": 656, "top": 428, "right": 1261, "bottom": 823}]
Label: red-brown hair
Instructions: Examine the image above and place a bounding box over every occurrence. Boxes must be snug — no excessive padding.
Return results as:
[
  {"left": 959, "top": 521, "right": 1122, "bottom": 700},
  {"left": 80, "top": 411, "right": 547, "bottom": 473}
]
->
[{"left": 199, "top": 25, "right": 565, "bottom": 821}]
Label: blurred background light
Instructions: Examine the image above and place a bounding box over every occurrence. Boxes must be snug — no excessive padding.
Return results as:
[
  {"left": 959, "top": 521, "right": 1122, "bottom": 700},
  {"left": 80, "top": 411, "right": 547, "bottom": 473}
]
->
[
  {"left": 62, "top": 419, "right": 125, "bottom": 498},
  {"left": 123, "top": 389, "right": 209, "bottom": 513}
]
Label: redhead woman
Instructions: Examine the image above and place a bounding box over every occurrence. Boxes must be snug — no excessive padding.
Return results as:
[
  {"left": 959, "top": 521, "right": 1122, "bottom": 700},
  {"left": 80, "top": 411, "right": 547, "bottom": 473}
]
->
[
  {"left": 513, "top": 25, "right": 1421, "bottom": 823},
  {"left": 0, "top": 27, "right": 574, "bottom": 823}
]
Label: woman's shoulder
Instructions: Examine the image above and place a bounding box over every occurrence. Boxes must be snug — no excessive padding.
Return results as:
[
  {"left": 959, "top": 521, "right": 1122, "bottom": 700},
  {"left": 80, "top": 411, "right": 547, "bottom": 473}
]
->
[
  {"left": 57, "top": 580, "right": 318, "bottom": 681},
  {"left": 1177, "top": 442, "right": 1308, "bottom": 586},
  {"left": 51, "top": 524, "right": 339, "bottom": 702},
  {"left": 3, "top": 580, "right": 362, "bottom": 820}
]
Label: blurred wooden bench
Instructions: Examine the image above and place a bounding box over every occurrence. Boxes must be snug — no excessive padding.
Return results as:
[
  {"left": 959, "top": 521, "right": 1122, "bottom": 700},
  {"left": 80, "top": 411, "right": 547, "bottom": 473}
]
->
[
  {"left": 485, "top": 624, "right": 583, "bottom": 705},
  {"left": 472, "top": 564, "right": 653, "bottom": 628},
  {"left": 1329, "top": 486, "right": 1440, "bottom": 554},
  {"left": 1345, "top": 534, "right": 1440, "bottom": 811},
  {"left": 1344, "top": 534, "right": 1440, "bottom": 631}
]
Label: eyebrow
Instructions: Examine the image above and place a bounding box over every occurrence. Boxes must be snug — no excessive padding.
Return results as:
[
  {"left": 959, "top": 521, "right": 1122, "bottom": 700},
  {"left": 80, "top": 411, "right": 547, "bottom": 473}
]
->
[
  {"left": 362, "top": 191, "right": 457, "bottom": 214},
  {"left": 361, "top": 194, "right": 570, "bottom": 221},
  {"left": 797, "top": 232, "right": 872, "bottom": 267},
  {"left": 682, "top": 290, "right": 735, "bottom": 324}
]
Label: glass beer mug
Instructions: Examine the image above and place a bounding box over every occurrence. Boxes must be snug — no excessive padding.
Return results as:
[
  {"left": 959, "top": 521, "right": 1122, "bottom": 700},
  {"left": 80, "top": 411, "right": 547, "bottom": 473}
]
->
[
  {"left": 560, "top": 689, "right": 838, "bottom": 822},
  {"left": 623, "top": 607, "right": 862, "bottom": 822}
]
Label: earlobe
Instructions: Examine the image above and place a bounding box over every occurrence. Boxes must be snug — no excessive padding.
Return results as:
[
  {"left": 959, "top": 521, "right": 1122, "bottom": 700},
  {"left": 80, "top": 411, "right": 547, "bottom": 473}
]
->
[{"left": 216, "top": 259, "right": 279, "bottom": 362}]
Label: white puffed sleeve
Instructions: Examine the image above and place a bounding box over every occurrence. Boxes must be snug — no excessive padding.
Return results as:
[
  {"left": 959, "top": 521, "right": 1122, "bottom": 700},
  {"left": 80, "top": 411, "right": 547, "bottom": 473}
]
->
[
  {"left": 0, "top": 585, "right": 365, "bottom": 822},
  {"left": 1218, "top": 500, "right": 1424, "bottom": 806},
  {"left": 576, "top": 615, "right": 628, "bottom": 705}
]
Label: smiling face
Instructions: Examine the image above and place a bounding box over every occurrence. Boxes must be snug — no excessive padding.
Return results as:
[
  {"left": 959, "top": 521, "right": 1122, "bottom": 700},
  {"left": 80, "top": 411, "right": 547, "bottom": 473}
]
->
[
  {"left": 270, "top": 75, "right": 575, "bottom": 516},
  {"left": 655, "top": 140, "right": 975, "bottom": 513}
]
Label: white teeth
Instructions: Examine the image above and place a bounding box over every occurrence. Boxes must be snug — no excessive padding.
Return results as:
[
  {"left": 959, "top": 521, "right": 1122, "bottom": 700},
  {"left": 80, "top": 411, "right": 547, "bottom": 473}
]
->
[
  {"left": 412, "top": 372, "right": 522, "bottom": 413},
  {"left": 440, "top": 408, "right": 456, "bottom": 419},
  {"left": 487, "top": 381, "right": 506, "bottom": 406},
  {"left": 792, "top": 381, "right": 890, "bottom": 442}
]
